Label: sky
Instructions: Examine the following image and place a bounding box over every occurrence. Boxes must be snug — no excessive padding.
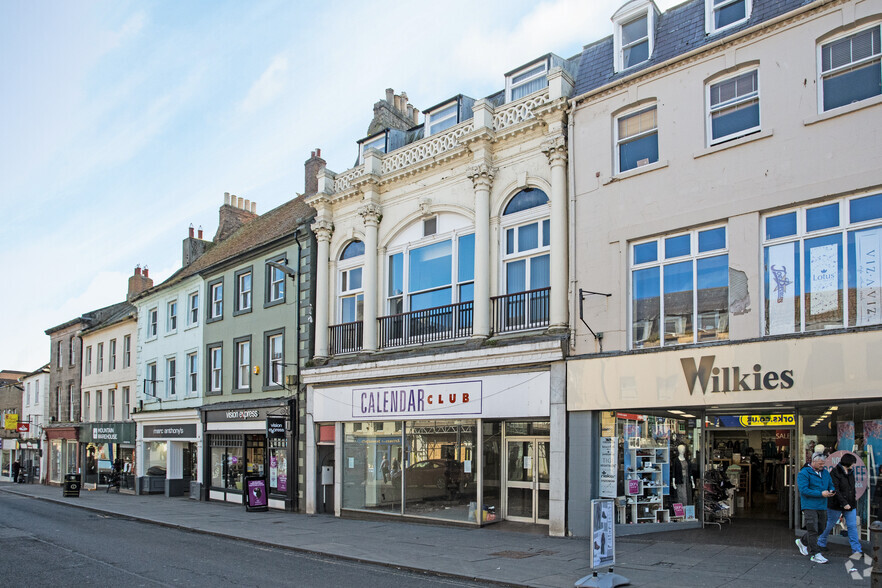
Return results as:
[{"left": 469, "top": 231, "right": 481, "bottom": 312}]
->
[{"left": 0, "top": 0, "right": 682, "bottom": 371}]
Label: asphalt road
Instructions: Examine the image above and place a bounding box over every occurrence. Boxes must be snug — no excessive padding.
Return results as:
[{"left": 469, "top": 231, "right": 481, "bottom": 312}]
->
[{"left": 0, "top": 493, "right": 491, "bottom": 587}]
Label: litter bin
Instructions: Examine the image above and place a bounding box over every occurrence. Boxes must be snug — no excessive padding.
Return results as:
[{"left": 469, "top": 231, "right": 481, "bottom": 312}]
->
[{"left": 63, "top": 473, "right": 81, "bottom": 497}]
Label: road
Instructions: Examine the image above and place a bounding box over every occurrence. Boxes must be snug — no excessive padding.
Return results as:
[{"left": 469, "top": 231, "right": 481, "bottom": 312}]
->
[{"left": 0, "top": 492, "right": 491, "bottom": 587}]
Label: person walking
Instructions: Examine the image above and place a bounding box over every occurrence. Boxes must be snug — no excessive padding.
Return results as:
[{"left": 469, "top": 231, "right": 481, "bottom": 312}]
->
[
  {"left": 818, "top": 452, "right": 862, "bottom": 557},
  {"left": 796, "top": 452, "right": 835, "bottom": 563},
  {"left": 11, "top": 459, "right": 20, "bottom": 483}
]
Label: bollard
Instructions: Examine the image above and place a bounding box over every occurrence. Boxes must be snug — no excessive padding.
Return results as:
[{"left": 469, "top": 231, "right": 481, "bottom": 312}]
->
[{"left": 871, "top": 520, "right": 882, "bottom": 587}]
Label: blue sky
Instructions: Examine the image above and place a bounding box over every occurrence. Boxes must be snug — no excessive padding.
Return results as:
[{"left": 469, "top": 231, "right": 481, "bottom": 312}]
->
[{"left": 0, "top": 0, "right": 680, "bottom": 370}]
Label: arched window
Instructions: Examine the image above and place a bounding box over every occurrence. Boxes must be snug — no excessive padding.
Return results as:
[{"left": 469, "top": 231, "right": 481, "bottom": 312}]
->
[
  {"left": 501, "top": 188, "right": 551, "bottom": 328},
  {"left": 338, "top": 240, "right": 364, "bottom": 323}
]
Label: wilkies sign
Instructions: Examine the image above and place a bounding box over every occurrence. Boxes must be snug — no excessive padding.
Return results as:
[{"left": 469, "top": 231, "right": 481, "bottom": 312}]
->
[
  {"left": 351, "top": 380, "right": 482, "bottom": 419},
  {"left": 680, "top": 356, "right": 794, "bottom": 395}
]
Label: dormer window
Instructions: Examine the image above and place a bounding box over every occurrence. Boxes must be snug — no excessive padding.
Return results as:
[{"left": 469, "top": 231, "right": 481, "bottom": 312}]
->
[
  {"left": 706, "top": 0, "right": 751, "bottom": 35},
  {"left": 613, "top": 1, "right": 657, "bottom": 72},
  {"left": 506, "top": 60, "right": 548, "bottom": 102},
  {"left": 359, "top": 132, "right": 387, "bottom": 163},
  {"left": 425, "top": 102, "right": 458, "bottom": 136}
]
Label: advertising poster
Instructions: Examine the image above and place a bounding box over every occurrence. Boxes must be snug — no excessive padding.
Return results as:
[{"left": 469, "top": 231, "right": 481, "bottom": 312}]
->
[
  {"left": 838, "top": 421, "right": 856, "bottom": 453},
  {"left": 809, "top": 243, "right": 839, "bottom": 314},
  {"left": 599, "top": 437, "right": 618, "bottom": 498},
  {"left": 269, "top": 456, "right": 278, "bottom": 489},
  {"left": 590, "top": 499, "right": 615, "bottom": 569},
  {"left": 856, "top": 228, "right": 881, "bottom": 326},
  {"left": 825, "top": 450, "right": 868, "bottom": 499},
  {"left": 768, "top": 243, "right": 796, "bottom": 334},
  {"left": 245, "top": 477, "right": 268, "bottom": 511},
  {"left": 864, "top": 420, "right": 882, "bottom": 479}
]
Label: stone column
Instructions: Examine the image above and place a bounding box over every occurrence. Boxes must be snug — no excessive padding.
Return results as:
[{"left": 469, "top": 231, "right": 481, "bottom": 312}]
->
[
  {"left": 542, "top": 134, "right": 569, "bottom": 333},
  {"left": 312, "top": 220, "right": 333, "bottom": 358},
  {"left": 468, "top": 164, "right": 496, "bottom": 339},
  {"left": 359, "top": 202, "right": 382, "bottom": 352}
]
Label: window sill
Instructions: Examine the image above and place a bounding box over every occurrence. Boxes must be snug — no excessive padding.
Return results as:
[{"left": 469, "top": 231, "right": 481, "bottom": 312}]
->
[
  {"left": 144, "top": 336, "right": 158, "bottom": 343},
  {"left": 164, "top": 330, "right": 177, "bottom": 338},
  {"left": 184, "top": 323, "right": 199, "bottom": 332},
  {"left": 604, "top": 160, "right": 668, "bottom": 184},
  {"left": 693, "top": 129, "right": 773, "bottom": 159},
  {"left": 232, "top": 387, "right": 251, "bottom": 395},
  {"left": 206, "top": 316, "right": 223, "bottom": 324},
  {"left": 206, "top": 389, "right": 223, "bottom": 397},
  {"left": 233, "top": 307, "right": 252, "bottom": 317},
  {"left": 264, "top": 298, "right": 286, "bottom": 309},
  {"left": 804, "top": 94, "right": 882, "bottom": 126},
  {"left": 262, "top": 384, "right": 285, "bottom": 393}
]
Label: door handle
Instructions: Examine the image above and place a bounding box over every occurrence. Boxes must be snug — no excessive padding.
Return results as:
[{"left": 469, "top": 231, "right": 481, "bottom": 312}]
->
[{"left": 784, "top": 464, "right": 791, "bottom": 487}]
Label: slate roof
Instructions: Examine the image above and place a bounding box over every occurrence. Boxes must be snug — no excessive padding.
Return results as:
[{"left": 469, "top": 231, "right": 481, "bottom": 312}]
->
[
  {"left": 574, "top": 0, "right": 814, "bottom": 98},
  {"left": 80, "top": 301, "right": 137, "bottom": 335},
  {"left": 0, "top": 370, "right": 28, "bottom": 385},
  {"left": 137, "top": 195, "right": 315, "bottom": 299}
]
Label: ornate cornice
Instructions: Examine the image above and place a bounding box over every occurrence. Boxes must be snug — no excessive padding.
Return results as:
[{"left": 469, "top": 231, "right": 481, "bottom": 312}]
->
[
  {"left": 468, "top": 163, "right": 497, "bottom": 191},
  {"left": 311, "top": 219, "right": 334, "bottom": 242},
  {"left": 541, "top": 134, "right": 567, "bottom": 166}
]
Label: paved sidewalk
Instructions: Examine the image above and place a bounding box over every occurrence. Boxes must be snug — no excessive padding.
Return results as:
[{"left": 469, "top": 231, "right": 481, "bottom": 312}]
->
[{"left": 0, "top": 482, "right": 869, "bottom": 587}]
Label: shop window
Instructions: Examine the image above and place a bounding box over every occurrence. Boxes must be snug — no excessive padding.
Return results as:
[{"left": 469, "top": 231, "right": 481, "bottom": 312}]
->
[
  {"left": 631, "top": 226, "right": 729, "bottom": 348},
  {"left": 144, "top": 441, "right": 167, "bottom": 477},
  {"left": 342, "top": 421, "right": 401, "bottom": 514},
  {"left": 763, "top": 193, "right": 882, "bottom": 334},
  {"left": 268, "top": 437, "right": 288, "bottom": 495},
  {"left": 209, "top": 434, "right": 244, "bottom": 491}
]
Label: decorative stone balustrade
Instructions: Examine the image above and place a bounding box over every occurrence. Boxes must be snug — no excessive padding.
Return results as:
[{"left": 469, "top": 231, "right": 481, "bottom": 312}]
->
[
  {"left": 492, "top": 91, "right": 551, "bottom": 131},
  {"left": 333, "top": 165, "right": 365, "bottom": 193}
]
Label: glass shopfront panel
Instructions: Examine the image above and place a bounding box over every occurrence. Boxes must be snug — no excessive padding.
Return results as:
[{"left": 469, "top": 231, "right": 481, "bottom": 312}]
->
[
  {"left": 209, "top": 434, "right": 244, "bottom": 491},
  {"left": 268, "top": 438, "right": 288, "bottom": 495},
  {"left": 482, "top": 422, "right": 502, "bottom": 523},
  {"left": 600, "top": 411, "right": 701, "bottom": 525},
  {"left": 144, "top": 441, "right": 167, "bottom": 476},
  {"left": 50, "top": 440, "right": 62, "bottom": 482},
  {"left": 342, "top": 421, "right": 401, "bottom": 513},
  {"left": 65, "top": 442, "right": 77, "bottom": 475}
]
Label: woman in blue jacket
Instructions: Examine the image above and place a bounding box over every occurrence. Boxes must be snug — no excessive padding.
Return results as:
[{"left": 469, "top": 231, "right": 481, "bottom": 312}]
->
[{"left": 796, "top": 453, "right": 835, "bottom": 563}]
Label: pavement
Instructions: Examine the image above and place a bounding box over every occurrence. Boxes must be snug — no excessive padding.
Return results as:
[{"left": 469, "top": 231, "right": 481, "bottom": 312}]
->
[{"left": 0, "top": 482, "right": 871, "bottom": 587}]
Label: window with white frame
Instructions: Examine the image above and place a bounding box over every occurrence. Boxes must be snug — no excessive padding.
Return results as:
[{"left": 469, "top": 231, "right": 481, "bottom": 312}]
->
[
  {"left": 209, "top": 281, "right": 223, "bottom": 319},
  {"left": 209, "top": 345, "right": 222, "bottom": 393},
  {"left": 108, "top": 389, "right": 115, "bottom": 420},
  {"left": 85, "top": 346, "right": 92, "bottom": 376},
  {"left": 97, "top": 342, "right": 103, "bottom": 373},
  {"left": 166, "top": 357, "right": 176, "bottom": 396},
  {"left": 69, "top": 336, "right": 75, "bottom": 366},
  {"left": 235, "top": 339, "right": 250, "bottom": 390},
  {"left": 167, "top": 300, "right": 177, "bottom": 331},
  {"left": 500, "top": 189, "right": 550, "bottom": 327},
  {"left": 614, "top": 3, "right": 655, "bottom": 72},
  {"left": 706, "top": 0, "right": 750, "bottom": 35},
  {"left": 236, "top": 269, "right": 252, "bottom": 312},
  {"left": 359, "top": 133, "right": 387, "bottom": 163},
  {"left": 267, "top": 260, "right": 286, "bottom": 304},
  {"left": 123, "top": 335, "right": 131, "bottom": 368},
  {"left": 338, "top": 241, "right": 365, "bottom": 324},
  {"left": 35, "top": 380, "right": 40, "bottom": 404},
  {"left": 707, "top": 69, "right": 759, "bottom": 145},
  {"left": 631, "top": 226, "right": 729, "bottom": 349},
  {"left": 83, "top": 391, "right": 90, "bottom": 422},
  {"left": 425, "top": 102, "right": 458, "bottom": 136},
  {"left": 122, "top": 387, "right": 130, "bottom": 420},
  {"left": 819, "top": 25, "right": 881, "bottom": 112},
  {"left": 616, "top": 105, "right": 658, "bottom": 173},
  {"left": 148, "top": 308, "right": 158, "bottom": 337},
  {"left": 96, "top": 390, "right": 103, "bottom": 421},
  {"left": 109, "top": 339, "right": 116, "bottom": 371},
  {"left": 25, "top": 383, "right": 30, "bottom": 406},
  {"left": 763, "top": 193, "right": 882, "bottom": 335},
  {"left": 146, "top": 362, "right": 157, "bottom": 398},
  {"left": 188, "top": 291, "right": 199, "bottom": 325},
  {"left": 267, "top": 333, "right": 284, "bottom": 387},
  {"left": 507, "top": 61, "right": 548, "bottom": 102},
  {"left": 187, "top": 352, "right": 198, "bottom": 395}
]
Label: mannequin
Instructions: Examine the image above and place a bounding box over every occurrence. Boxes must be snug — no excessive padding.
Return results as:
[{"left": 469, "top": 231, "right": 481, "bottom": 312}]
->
[{"left": 671, "top": 444, "right": 693, "bottom": 505}]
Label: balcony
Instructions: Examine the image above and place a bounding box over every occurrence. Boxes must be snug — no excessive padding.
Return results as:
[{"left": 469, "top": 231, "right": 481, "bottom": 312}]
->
[
  {"left": 330, "top": 320, "right": 363, "bottom": 355},
  {"left": 378, "top": 302, "right": 473, "bottom": 349},
  {"left": 491, "top": 287, "right": 550, "bottom": 334}
]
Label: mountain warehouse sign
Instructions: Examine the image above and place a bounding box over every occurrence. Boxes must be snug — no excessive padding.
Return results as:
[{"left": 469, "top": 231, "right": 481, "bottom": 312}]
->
[{"left": 680, "top": 356, "right": 794, "bottom": 395}]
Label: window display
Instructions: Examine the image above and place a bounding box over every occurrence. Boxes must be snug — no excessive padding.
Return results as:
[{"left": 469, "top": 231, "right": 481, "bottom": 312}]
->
[{"left": 209, "top": 434, "right": 244, "bottom": 491}]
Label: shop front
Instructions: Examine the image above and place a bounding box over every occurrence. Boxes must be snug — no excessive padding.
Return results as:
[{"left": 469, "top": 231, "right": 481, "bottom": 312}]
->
[
  {"left": 44, "top": 425, "right": 79, "bottom": 486},
  {"left": 81, "top": 422, "right": 135, "bottom": 488},
  {"left": 567, "top": 328, "right": 882, "bottom": 537},
  {"left": 202, "top": 399, "right": 295, "bottom": 511},
  {"left": 134, "top": 409, "right": 201, "bottom": 497},
  {"left": 18, "top": 440, "right": 41, "bottom": 483},
  {"left": 0, "top": 438, "right": 17, "bottom": 480},
  {"left": 307, "top": 368, "right": 564, "bottom": 532}
]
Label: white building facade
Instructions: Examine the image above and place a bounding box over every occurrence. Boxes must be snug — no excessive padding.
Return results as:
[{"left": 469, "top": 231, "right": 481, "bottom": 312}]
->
[{"left": 20, "top": 365, "right": 49, "bottom": 482}]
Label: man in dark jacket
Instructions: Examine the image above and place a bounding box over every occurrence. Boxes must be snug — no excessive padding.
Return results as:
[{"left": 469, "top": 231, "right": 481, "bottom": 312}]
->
[
  {"left": 796, "top": 453, "right": 835, "bottom": 563},
  {"left": 818, "top": 452, "right": 862, "bottom": 556}
]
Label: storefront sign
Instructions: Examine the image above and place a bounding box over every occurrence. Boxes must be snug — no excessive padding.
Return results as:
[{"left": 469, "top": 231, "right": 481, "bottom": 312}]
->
[
  {"left": 245, "top": 477, "right": 268, "bottom": 511},
  {"left": 826, "top": 450, "right": 868, "bottom": 499},
  {"left": 351, "top": 381, "right": 482, "bottom": 419},
  {"left": 143, "top": 424, "right": 197, "bottom": 439},
  {"left": 205, "top": 408, "right": 268, "bottom": 422},
  {"left": 599, "top": 437, "right": 617, "bottom": 498},
  {"left": 86, "top": 423, "right": 136, "bottom": 444},
  {"left": 589, "top": 499, "right": 615, "bottom": 569},
  {"left": 4, "top": 414, "right": 18, "bottom": 430},
  {"left": 16, "top": 423, "right": 29, "bottom": 433},
  {"left": 713, "top": 414, "right": 796, "bottom": 427},
  {"left": 267, "top": 416, "right": 286, "bottom": 439},
  {"left": 680, "top": 356, "right": 794, "bottom": 395}
]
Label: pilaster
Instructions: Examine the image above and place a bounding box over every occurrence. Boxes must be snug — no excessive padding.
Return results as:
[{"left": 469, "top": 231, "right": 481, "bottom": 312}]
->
[
  {"left": 542, "top": 134, "right": 569, "bottom": 334},
  {"left": 468, "top": 163, "right": 497, "bottom": 339}
]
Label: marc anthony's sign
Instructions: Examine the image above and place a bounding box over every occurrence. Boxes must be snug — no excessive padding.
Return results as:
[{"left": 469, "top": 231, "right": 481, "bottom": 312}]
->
[
  {"left": 680, "top": 356, "right": 794, "bottom": 395},
  {"left": 143, "top": 424, "right": 198, "bottom": 439},
  {"left": 352, "top": 381, "right": 482, "bottom": 418}
]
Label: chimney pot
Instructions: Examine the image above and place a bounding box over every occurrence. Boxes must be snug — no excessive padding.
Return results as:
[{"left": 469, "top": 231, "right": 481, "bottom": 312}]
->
[
  {"left": 407, "top": 104, "right": 414, "bottom": 120},
  {"left": 385, "top": 88, "right": 394, "bottom": 104},
  {"left": 198, "top": 227, "right": 203, "bottom": 239},
  {"left": 250, "top": 202, "right": 256, "bottom": 214},
  {"left": 143, "top": 267, "right": 149, "bottom": 277},
  {"left": 401, "top": 91, "right": 408, "bottom": 105},
  {"left": 236, "top": 196, "right": 243, "bottom": 209},
  {"left": 188, "top": 224, "right": 194, "bottom": 238},
  {"left": 316, "top": 148, "right": 321, "bottom": 157},
  {"left": 394, "top": 94, "right": 402, "bottom": 111},
  {"left": 135, "top": 265, "right": 142, "bottom": 276},
  {"left": 244, "top": 198, "right": 251, "bottom": 211},
  {"left": 224, "top": 192, "right": 231, "bottom": 206}
]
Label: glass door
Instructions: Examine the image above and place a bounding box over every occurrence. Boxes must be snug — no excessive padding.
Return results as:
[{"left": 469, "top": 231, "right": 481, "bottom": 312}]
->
[{"left": 505, "top": 437, "right": 550, "bottom": 524}]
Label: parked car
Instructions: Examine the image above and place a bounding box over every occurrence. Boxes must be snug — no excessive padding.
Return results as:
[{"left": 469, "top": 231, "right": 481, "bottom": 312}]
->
[{"left": 405, "top": 459, "right": 470, "bottom": 490}]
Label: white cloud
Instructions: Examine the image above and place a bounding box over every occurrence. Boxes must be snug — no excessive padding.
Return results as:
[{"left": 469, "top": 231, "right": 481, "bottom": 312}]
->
[{"left": 239, "top": 54, "right": 289, "bottom": 114}]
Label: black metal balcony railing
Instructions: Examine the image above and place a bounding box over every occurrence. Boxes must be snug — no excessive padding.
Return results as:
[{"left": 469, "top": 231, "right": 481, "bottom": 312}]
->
[
  {"left": 491, "top": 287, "right": 550, "bottom": 334},
  {"left": 378, "top": 301, "right": 473, "bottom": 349},
  {"left": 329, "top": 320, "right": 363, "bottom": 355}
]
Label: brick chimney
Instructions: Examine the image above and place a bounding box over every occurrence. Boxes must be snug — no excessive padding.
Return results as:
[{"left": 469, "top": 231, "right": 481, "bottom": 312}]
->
[
  {"left": 367, "top": 88, "right": 420, "bottom": 136},
  {"left": 127, "top": 265, "right": 154, "bottom": 301},
  {"left": 213, "top": 192, "right": 258, "bottom": 243},
  {"left": 304, "top": 149, "right": 326, "bottom": 197},
  {"left": 182, "top": 223, "right": 211, "bottom": 267}
]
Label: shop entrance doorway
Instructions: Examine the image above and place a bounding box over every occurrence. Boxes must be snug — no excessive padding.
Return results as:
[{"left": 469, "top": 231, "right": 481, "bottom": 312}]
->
[
  {"left": 704, "top": 418, "right": 796, "bottom": 530},
  {"left": 504, "top": 437, "right": 550, "bottom": 524}
]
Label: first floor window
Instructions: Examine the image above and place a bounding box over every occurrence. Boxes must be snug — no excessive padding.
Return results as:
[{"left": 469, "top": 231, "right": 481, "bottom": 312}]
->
[
  {"left": 209, "top": 346, "right": 222, "bottom": 392},
  {"left": 96, "top": 390, "right": 103, "bottom": 421},
  {"left": 167, "top": 300, "right": 177, "bottom": 331},
  {"left": 83, "top": 391, "right": 90, "bottom": 422},
  {"left": 108, "top": 390, "right": 115, "bottom": 421},
  {"left": 268, "top": 334, "right": 283, "bottom": 386},
  {"left": 764, "top": 193, "right": 882, "bottom": 333},
  {"left": 166, "top": 357, "right": 177, "bottom": 396},
  {"left": 187, "top": 352, "right": 198, "bottom": 394},
  {"left": 189, "top": 292, "right": 199, "bottom": 324},
  {"left": 122, "top": 387, "right": 130, "bottom": 420},
  {"left": 148, "top": 308, "right": 158, "bottom": 337},
  {"left": 237, "top": 271, "right": 252, "bottom": 312},
  {"left": 820, "top": 25, "right": 881, "bottom": 112},
  {"left": 617, "top": 106, "right": 658, "bottom": 173},
  {"left": 708, "top": 69, "right": 759, "bottom": 144},
  {"left": 631, "top": 226, "right": 729, "bottom": 348},
  {"left": 146, "top": 362, "right": 157, "bottom": 397},
  {"left": 210, "top": 282, "right": 223, "bottom": 319},
  {"left": 109, "top": 339, "right": 116, "bottom": 371},
  {"left": 236, "top": 340, "right": 251, "bottom": 390},
  {"left": 123, "top": 335, "right": 131, "bottom": 367}
]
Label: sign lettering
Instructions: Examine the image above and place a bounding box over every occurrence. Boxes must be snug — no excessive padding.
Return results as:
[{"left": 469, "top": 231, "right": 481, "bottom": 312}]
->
[
  {"left": 352, "top": 381, "right": 482, "bottom": 418},
  {"left": 681, "top": 356, "right": 794, "bottom": 395}
]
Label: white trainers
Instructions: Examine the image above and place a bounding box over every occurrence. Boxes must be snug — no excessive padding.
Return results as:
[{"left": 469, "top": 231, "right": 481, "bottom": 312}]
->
[
  {"left": 795, "top": 538, "right": 809, "bottom": 556},
  {"left": 810, "top": 553, "right": 828, "bottom": 564}
]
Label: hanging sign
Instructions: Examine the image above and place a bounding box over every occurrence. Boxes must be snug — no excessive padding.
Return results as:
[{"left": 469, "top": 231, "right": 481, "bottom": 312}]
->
[
  {"left": 17, "top": 423, "right": 30, "bottom": 433},
  {"left": 267, "top": 416, "right": 286, "bottom": 439}
]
